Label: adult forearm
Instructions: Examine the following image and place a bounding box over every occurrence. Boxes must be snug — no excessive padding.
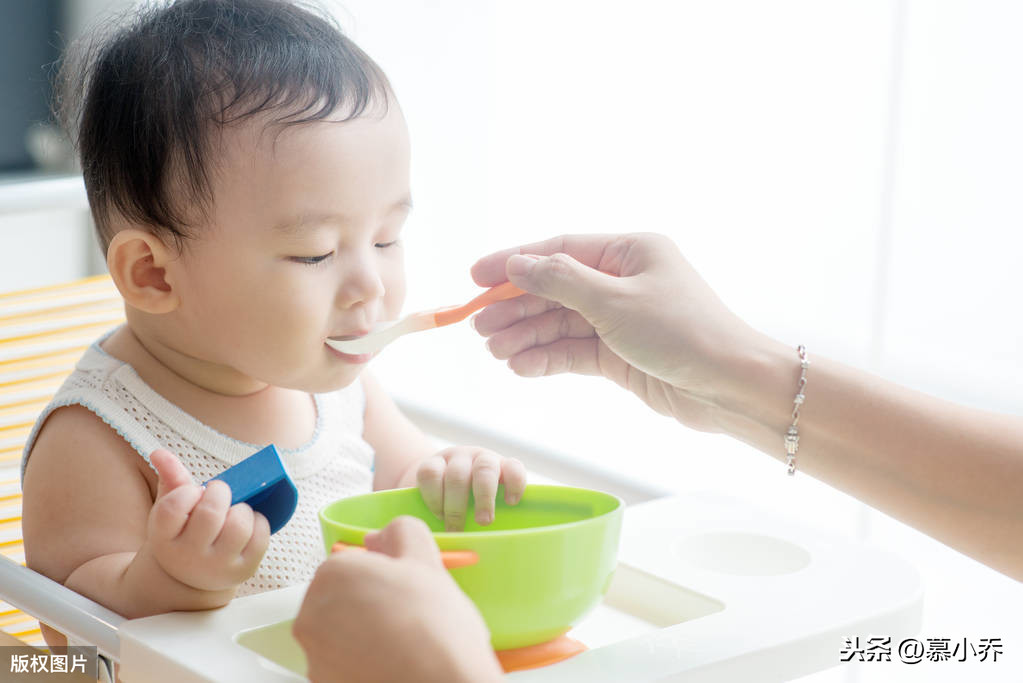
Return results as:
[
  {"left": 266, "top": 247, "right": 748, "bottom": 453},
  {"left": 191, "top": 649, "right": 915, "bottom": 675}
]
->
[
  {"left": 713, "top": 334, "right": 1023, "bottom": 581},
  {"left": 469, "top": 233, "right": 1023, "bottom": 578},
  {"left": 64, "top": 549, "right": 235, "bottom": 619}
]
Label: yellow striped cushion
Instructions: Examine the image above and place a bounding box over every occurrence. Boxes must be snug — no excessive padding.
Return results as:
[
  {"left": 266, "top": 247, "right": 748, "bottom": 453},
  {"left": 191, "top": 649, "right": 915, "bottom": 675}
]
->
[{"left": 0, "top": 275, "right": 124, "bottom": 647}]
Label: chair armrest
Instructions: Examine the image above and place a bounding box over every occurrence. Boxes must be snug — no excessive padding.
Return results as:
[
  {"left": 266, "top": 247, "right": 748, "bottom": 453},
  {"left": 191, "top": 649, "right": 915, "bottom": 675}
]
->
[{"left": 0, "top": 556, "right": 123, "bottom": 660}]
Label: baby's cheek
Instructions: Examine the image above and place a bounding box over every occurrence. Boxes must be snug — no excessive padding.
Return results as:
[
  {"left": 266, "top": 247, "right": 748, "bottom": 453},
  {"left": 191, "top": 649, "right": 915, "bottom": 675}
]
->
[
  {"left": 276, "top": 296, "right": 326, "bottom": 334},
  {"left": 381, "top": 250, "right": 406, "bottom": 299},
  {"left": 383, "top": 280, "right": 406, "bottom": 319}
]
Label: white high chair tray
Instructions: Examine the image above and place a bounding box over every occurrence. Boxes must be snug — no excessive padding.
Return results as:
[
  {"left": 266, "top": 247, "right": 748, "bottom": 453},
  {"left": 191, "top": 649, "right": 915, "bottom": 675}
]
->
[{"left": 117, "top": 492, "right": 922, "bottom": 682}]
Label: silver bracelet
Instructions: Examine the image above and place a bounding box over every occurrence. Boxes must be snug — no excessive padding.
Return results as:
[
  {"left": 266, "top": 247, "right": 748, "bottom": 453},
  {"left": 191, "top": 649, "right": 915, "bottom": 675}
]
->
[{"left": 784, "top": 345, "right": 809, "bottom": 475}]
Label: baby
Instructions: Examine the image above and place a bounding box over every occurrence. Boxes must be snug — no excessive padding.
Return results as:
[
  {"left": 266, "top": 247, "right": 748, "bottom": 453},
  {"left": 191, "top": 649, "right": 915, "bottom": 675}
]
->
[{"left": 20, "top": 0, "right": 526, "bottom": 636}]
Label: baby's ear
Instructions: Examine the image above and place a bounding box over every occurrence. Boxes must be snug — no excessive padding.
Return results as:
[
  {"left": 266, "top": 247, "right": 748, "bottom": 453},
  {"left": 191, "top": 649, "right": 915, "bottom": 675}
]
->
[{"left": 106, "top": 229, "right": 181, "bottom": 314}]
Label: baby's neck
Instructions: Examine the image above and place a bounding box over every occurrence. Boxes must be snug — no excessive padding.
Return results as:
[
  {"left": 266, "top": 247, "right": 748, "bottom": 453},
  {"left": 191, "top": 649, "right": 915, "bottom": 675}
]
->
[{"left": 101, "top": 325, "right": 318, "bottom": 450}]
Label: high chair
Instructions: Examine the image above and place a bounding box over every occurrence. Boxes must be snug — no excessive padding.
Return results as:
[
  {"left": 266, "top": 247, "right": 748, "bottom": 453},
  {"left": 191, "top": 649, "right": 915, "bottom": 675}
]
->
[{"left": 0, "top": 274, "right": 128, "bottom": 681}]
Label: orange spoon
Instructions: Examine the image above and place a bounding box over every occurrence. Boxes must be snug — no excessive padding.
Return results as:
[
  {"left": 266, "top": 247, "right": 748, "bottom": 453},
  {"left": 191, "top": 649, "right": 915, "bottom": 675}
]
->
[{"left": 326, "top": 282, "right": 525, "bottom": 355}]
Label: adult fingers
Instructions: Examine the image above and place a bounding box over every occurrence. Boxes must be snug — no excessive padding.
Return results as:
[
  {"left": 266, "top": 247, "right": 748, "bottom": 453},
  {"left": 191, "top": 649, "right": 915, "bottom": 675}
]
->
[
  {"left": 470, "top": 234, "right": 622, "bottom": 286},
  {"left": 471, "top": 293, "right": 561, "bottom": 337},
  {"left": 504, "top": 337, "right": 605, "bottom": 378},
  {"left": 484, "top": 307, "right": 596, "bottom": 361},
  {"left": 504, "top": 252, "right": 624, "bottom": 316},
  {"left": 364, "top": 516, "right": 444, "bottom": 569}
]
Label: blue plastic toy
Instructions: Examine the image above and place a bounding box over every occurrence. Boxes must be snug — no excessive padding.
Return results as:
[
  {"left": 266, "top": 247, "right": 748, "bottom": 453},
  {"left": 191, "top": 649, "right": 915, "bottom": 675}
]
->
[{"left": 205, "top": 444, "right": 298, "bottom": 535}]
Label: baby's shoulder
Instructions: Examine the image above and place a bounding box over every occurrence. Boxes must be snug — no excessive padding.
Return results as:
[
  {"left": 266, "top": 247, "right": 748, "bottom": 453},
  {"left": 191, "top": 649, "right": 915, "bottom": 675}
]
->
[
  {"left": 25, "top": 404, "right": 156, "bottom": 497},
  {"left": 22, "top": 404, "right": 158, "bottom": 586}
]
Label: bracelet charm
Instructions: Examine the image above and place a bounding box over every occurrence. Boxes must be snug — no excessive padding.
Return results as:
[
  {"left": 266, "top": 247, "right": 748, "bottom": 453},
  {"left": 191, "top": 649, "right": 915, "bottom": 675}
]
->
[{"left": 786, "top": 345, "right": 809, "bottom": 475}]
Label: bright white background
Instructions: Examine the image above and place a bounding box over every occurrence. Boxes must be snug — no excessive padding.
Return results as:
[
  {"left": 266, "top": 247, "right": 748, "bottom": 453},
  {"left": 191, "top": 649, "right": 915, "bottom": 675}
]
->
[
  {"left": 336, "top": 2, "right": 1023, "bottom": 681},
  {"left": 1, "top": 1, "right": 1020, "bottom": 681}
]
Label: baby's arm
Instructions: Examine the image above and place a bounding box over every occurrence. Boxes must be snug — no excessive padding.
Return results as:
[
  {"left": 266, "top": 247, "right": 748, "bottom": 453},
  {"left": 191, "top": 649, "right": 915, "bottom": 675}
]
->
[
  {"left": 362, "top": 372, "right": 527, "bottom": 531},
  {"left": 22, "top": 406, "right": 268, "bottom": 624},
  {"left": 362, "top": 371, "right": 436, "bottom": 490}
]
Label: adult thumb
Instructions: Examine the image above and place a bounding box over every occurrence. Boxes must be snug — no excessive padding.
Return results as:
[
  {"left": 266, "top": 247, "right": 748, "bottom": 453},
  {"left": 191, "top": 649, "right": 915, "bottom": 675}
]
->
[
  {"left": 150, "top": 449, "right": 194, "bottom": 500},
  {"left": 505, "top": 252, "right": 617, "bottom": 315},
  {"left": 364, "top": 516, "right": 444, "bottom": 569}
]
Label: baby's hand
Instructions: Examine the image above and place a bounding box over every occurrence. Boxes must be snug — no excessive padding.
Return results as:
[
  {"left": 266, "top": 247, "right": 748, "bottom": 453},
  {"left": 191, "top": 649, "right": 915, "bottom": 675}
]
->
[
  {"left": 416, "top": 447, "right": 527, "bottom": 531},
  {"left": 143, "top": 450, "right": 270, "bottom": 592}
]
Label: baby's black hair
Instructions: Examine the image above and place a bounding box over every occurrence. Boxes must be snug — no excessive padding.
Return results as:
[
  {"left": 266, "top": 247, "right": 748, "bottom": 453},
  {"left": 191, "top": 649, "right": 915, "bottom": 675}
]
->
[{"left": 56, "top": 0, "right": 391, "bottom": 252}]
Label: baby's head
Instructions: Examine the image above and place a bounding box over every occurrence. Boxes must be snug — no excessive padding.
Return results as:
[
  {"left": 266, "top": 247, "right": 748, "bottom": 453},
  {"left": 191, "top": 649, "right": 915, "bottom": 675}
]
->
[{"left": 61, "top": 0, "right": 410, "bottom": 394}]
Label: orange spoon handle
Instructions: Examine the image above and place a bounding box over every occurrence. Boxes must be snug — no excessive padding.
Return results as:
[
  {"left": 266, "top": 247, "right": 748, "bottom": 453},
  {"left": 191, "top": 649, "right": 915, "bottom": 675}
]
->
[
  {"left": 433, "top": 282, "right": 525, "bottom": 327},
  {"left": 331, "top": 541, "right": 479, "bottom": 569}
]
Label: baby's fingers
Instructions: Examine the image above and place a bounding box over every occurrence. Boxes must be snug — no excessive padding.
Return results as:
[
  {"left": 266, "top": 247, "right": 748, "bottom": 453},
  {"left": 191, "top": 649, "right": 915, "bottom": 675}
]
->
[
  {"left": 417, "top": 454, "right": 448, "bottom": 521},
  {"left": 241, "top": 511, "right": 271, "bottom": 568},
  {"left": 501, "top": 457, "right": 528, "bottom": 506},
  {"left": 442, "top": 452, "right": 473, "bottom": 532},
  {"left": 149, "top": 484, "right": 203, "bottom": 541},
  {"left": 214, "top": 502, "right": 255, "bottom": 556},
  {"left": 151, "top": 449, "right": 194, "bottom": 500},
  {"left": 179, "top": 480, "right": 232, "bottom": 548},
  {"left": 470, "top": 452, "right": 502, "bottom": 526}
]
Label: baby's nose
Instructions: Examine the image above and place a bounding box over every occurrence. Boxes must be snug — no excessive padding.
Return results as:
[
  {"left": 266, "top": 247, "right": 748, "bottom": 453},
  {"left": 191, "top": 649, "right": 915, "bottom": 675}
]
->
[{"left": 335, "top": 260, "right": 386, "bottom": 309}]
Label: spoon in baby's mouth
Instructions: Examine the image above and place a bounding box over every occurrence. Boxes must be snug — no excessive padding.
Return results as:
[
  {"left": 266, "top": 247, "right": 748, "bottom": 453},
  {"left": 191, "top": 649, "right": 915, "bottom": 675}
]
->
[{"left": 326, "top": 281, "right": 525, "bottom": 355}]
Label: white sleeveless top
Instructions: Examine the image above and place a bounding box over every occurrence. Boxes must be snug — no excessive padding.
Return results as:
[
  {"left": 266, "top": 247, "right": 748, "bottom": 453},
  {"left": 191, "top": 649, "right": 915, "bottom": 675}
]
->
[{"left": 21, "top": 327, "right": 375, "bottom": 596}]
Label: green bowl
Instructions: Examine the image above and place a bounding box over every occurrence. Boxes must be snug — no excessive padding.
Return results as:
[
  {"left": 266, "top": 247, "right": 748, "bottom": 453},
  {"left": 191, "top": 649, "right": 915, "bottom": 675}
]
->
[{"left": 319, "top": 484, "right": 623, "bottom": 650}]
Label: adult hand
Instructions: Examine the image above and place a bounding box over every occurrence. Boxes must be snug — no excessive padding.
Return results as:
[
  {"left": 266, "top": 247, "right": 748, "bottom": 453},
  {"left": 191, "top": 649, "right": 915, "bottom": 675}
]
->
[
  {"left": 471, "top": 232, "right": 766, "bottom": 432},
  {"left": 293, "top": 516, "right": 503, "bottom": 683},
  {"left": 474, "top": 233, "right": 1023, "bottom": 582}
]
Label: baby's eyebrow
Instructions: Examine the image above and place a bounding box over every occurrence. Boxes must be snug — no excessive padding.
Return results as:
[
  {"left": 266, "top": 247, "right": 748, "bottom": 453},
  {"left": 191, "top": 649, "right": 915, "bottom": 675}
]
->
[{"left": 273, "top": 195, "right": 413, "bottom": 235}]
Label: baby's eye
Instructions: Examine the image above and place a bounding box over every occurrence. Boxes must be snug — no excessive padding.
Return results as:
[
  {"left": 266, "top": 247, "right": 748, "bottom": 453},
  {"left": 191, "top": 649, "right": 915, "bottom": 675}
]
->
[
  {"left": 375, "top": 240, "right": 400, "bottom": 249},
  {"left": 291, "top": 252, "right": 334, "bottom": 265}
]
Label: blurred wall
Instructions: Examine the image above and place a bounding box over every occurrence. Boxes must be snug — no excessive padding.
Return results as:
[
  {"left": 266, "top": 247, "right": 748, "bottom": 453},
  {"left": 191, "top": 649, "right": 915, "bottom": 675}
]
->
[{"left": 0, "top": 0, "right": 137, "bottom": 291}]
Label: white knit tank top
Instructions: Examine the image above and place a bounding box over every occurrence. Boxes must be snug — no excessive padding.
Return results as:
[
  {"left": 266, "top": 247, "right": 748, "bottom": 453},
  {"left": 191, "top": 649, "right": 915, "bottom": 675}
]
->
[{"left": 21, "top": 327, "right": 375, "bottom": 596}]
